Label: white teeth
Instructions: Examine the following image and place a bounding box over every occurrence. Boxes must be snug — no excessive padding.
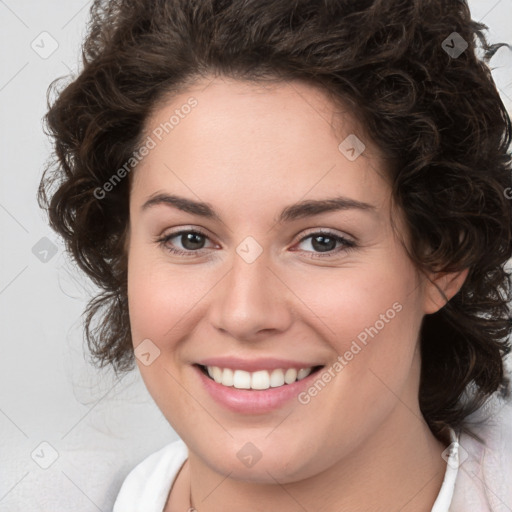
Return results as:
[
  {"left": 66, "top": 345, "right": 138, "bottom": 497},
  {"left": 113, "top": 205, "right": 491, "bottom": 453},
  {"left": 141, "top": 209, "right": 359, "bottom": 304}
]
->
[
  {"left": 251, "top": 370, "right": 270, "bottom": 390},
  {"left": 284, "top": 368, "right": 298, "bottom": 384},
  {"left": 205, "top": 366, "right": 315, "bottom": 390},
  {"left": 211, "top": 366, "right": 223, "bottom": 383},
  {"left": 221, "top": 368, "right": 234, "bottom": 386},
  {"left": 269, "top": 369, "right": 285, "bottom": 388},
  {"left": 297, "top": 368, "right": 313, "bottom": 380},
  {"left": 233, "top": 369, "right": 252, "bottom": 389}
]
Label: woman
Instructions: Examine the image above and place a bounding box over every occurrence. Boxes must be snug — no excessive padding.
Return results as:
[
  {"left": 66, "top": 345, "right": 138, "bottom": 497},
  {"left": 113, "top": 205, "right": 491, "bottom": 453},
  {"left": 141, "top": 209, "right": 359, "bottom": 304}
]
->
[{"left": 38, "top": 0, "right": 512, "bottom": 510}]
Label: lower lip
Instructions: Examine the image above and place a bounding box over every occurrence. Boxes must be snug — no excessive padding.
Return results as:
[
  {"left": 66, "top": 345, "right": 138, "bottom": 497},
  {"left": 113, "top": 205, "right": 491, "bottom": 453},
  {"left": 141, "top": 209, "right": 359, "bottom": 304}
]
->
[{"left": 193, "top": 365, "right": 322, "bottom": 414}]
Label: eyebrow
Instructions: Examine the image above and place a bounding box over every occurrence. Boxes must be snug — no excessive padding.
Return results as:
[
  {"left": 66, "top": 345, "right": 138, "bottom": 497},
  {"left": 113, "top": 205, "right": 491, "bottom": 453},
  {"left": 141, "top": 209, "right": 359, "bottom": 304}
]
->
[{"left": 141, "top": 192, "right": 377, "bottom": 223}]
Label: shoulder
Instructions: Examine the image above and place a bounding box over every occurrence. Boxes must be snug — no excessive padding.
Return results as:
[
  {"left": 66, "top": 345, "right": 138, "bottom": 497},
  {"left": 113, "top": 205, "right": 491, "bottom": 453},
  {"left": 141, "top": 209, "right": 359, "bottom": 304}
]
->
[
  {"left": 112, "top": 438, "right": 188, "bottom": 512},
  {"left": 451, "top": 391, "right": 512, "bottom": 511}
]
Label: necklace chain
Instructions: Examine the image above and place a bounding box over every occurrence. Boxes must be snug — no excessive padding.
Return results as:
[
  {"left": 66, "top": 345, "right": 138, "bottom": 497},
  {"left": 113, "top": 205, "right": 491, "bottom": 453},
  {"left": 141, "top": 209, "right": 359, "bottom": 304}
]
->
[{"left": 188, "top": 465, "right": 196, "bottom": 511}]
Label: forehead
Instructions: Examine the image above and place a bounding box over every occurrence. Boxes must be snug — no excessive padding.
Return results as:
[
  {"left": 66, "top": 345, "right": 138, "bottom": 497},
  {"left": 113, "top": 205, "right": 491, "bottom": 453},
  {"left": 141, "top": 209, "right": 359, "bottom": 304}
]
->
[{"left": 130, "top": 77, "right": 389, "bottom": 217}]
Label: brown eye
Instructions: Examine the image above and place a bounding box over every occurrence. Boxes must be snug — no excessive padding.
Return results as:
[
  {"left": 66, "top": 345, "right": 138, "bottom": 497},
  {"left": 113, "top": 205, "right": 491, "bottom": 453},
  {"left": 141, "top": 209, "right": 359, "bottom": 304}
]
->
[
  {"left": 157, "top": 229, "right": 214, "bottom": 256},
  {"left": 295, "top": 231, "right": 356, "bottom": 258}
]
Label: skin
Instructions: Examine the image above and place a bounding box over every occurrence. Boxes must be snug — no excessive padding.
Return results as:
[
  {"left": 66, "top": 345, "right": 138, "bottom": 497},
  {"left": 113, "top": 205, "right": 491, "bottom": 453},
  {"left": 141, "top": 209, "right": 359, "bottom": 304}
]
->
[{"left": 125, "top": 76, "right": 468, "bottom": 512}]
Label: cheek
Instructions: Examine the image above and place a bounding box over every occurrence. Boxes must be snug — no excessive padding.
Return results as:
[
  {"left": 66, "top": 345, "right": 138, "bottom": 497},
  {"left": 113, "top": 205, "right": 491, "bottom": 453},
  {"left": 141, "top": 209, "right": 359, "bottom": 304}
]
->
[
  {"left": 286, "top": 260, "right": 416, "bottom": 346},
  {"left": 126, "top": 248, "right": 202, "bottom": 419},
  {"left": 285, "top": 256, "right": 422, "bottom": 401},
  {"left": 127, "top": 245, "right": 211, "bottom": 344}
]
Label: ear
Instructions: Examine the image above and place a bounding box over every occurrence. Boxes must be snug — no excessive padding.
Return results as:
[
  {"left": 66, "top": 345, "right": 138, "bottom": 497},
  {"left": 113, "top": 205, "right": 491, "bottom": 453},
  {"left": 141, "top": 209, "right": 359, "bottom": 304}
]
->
[{"left": 423, "top": 267, "right": 470, "bottom": 315}]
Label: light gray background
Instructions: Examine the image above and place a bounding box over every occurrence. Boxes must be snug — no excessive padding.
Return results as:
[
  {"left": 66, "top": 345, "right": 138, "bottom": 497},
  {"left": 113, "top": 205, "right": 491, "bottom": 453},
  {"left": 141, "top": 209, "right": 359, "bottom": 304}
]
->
[{"left": 1, "top": 1, "right": 511, "bottom": 511}]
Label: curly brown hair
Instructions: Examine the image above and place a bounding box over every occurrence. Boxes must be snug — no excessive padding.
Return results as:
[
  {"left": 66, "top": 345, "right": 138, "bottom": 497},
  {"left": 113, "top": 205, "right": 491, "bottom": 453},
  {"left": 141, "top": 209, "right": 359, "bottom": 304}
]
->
[{"left": 38, "top": 0, "right": 512, "bottom": 441}]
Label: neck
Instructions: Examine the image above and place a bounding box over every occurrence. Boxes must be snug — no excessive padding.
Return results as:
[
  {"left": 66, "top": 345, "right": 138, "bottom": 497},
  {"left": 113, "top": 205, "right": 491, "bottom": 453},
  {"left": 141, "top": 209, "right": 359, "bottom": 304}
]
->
[{"left": 182, "top": 409, "right": 448, "bottom": 512}]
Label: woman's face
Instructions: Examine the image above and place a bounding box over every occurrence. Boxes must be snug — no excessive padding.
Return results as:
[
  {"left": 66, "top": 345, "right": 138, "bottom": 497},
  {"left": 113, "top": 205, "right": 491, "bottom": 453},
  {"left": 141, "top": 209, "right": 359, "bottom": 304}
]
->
[{"left": 125, "top": 76, "right": 444, "bottom": 483}]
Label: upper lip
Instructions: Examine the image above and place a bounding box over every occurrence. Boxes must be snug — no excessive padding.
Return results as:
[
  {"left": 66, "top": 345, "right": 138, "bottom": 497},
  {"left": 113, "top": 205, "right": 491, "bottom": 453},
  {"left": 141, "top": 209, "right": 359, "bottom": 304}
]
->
[{"left": 196, "top": 356, "right": 325, "bottom": 372}]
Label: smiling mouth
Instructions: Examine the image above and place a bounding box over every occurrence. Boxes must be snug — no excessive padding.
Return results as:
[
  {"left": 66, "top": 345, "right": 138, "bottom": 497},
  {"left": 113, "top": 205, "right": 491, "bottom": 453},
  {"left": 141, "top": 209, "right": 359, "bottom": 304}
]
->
[{"left": 194, "top": 364, "right": 324, "bottom": 391}]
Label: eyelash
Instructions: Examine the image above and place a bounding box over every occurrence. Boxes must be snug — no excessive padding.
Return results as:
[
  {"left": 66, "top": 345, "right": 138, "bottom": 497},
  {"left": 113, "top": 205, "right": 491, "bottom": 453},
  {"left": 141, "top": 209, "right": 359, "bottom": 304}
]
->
[{"left": 155, "top": 228, "right": 357, "bottom": 259}]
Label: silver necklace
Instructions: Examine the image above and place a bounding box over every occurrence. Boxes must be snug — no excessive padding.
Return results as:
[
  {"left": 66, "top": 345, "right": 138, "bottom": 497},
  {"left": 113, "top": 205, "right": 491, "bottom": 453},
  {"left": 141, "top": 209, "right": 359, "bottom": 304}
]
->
[{"left": 188, "top": 485, "right": 197, "bottom": 511}]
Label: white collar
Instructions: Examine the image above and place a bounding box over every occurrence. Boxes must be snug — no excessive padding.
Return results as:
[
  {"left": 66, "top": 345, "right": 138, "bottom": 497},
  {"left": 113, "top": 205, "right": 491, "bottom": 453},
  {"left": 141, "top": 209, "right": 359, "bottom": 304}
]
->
[{"left": 431, "top": 428, "right": 459, "bottom": 512}]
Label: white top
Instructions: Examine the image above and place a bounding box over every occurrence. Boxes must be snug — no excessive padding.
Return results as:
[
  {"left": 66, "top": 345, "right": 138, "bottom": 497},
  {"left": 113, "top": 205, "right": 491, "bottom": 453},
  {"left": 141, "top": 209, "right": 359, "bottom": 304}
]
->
[
  {"left": 112, "top": 430, "right": 461, "bottom": 512},
  {"left": 113, "top": 394, "right": 512, "bottom": 512}
]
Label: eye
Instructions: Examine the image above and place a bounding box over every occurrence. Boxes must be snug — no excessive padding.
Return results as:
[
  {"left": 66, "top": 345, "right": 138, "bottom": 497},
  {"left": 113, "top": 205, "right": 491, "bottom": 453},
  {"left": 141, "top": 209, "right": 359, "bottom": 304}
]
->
[
  {"left": 155, "top": 228, "right": 357, "bottom": 259},
  {"left": 294, "top": 230, "right": 357, "bottom": 258},
  {"left": 156, "top": 228, "right": 215, "bottom": 257}
]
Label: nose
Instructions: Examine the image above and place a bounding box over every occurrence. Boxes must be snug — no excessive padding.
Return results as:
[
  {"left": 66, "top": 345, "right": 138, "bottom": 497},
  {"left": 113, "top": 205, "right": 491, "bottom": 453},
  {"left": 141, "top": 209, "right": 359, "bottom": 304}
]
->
[{"left": 207, "top": 249, "right": 293, "bottom": 341}]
